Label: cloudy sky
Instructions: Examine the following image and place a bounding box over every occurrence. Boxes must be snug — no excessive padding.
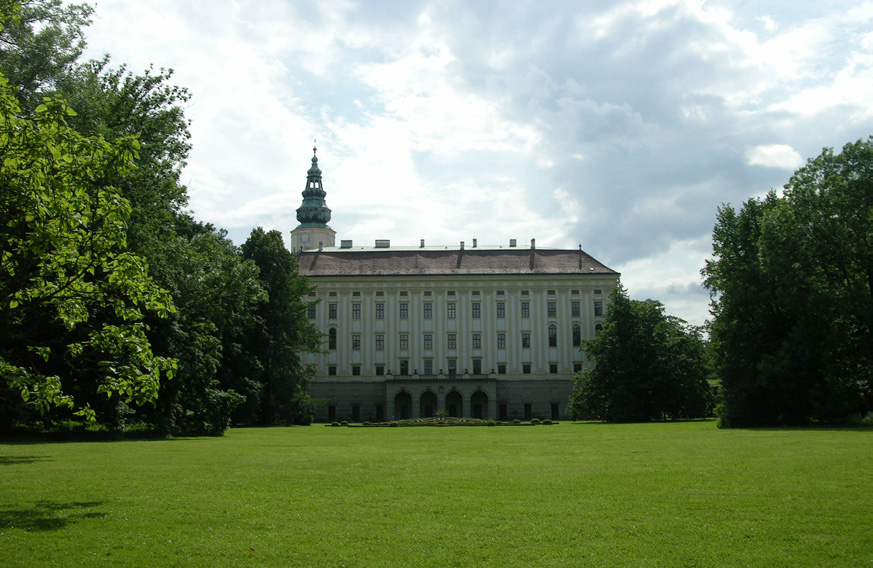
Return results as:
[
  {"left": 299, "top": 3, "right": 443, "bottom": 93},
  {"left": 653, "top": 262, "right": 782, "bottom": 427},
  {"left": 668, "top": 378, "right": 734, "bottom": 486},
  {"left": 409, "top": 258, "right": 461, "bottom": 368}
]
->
[{"left": 80, "top": 0, "right": 873, "bottom": 326}]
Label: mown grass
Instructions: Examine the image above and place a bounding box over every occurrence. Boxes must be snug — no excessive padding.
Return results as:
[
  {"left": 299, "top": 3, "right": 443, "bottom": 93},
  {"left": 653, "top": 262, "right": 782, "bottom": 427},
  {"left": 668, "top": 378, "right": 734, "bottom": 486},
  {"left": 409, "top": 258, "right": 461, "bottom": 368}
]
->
[{"left": 1, "top": 421, "right": 871, "bottom": 567}]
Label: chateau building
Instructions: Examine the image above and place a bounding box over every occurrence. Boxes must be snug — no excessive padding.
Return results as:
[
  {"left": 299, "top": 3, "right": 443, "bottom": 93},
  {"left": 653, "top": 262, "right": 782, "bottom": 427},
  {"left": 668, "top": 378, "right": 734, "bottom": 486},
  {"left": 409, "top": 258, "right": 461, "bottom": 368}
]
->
[{"left": 292, "top": 147, "right": 620, "bottom": 422}]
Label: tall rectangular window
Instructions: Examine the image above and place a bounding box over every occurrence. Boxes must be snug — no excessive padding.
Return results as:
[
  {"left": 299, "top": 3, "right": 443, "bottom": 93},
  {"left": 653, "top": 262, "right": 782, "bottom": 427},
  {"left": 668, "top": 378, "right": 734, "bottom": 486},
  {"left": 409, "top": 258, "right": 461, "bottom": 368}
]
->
[
  {"left": 375, "top": 334, "right": 384, "bottom": 351},
  {"left": 472, "top": 359, "right": 482, "bottom": 374},
  {"left": 447, "top": 359, "right": 457, "bottom": 375},
  {"left": 496, "top": 302, "right": 505, "bottom": 318},
  {"left": 522, "top": 332, "right": 531, "bottom": 348},
  {"left": 472, "top": 302, "right": 481, "bottom": 318},
  {"left": 423, "top": 302, "right": 432, "bottom": 319},
  {"left": 399, "top": 360, "right": 409, "bottom": 375},
  {"left": 521, "top": 301, "right": 530, "bottom": 318},
  {"left": 307, "top": 305, "right": 316, "bottom": 319},
  {"left": 472, "top": 333, "right": 481, "bottom": 349},
  {"left": 375, "top": 302, "right": 384, "bottom": 319},
  {"left": 329, "top": 303, "right": 337, "bottom": 319},
  {"left": 447, "top": 302, "right": 456, "bottom": 318},
  {"left": 447, "top": 333, "right": 456, "bottom": 349},
  {"left": 423, "top": 359, "right": 433, "bottom": 375},
  {"left": 352, "top": 303, "right": 361, "bottom": 319},
  {"left": 352, "top": 334, "right": 361, "bottom": 350},
  {"left": 571, "top": 301, "right": 580, "bottom": 317},
  {"left": 522, "top": 363, "right": 531, "bottom": 374},
  {"left": 547, "top": 301, "right": 557, "bottom": 317},
  {"left": 423, "top": 334, "right": 433, "bottom": 350},
  {"left": 400, "top": 334, "right": 408, "bottom": 350},
  {"left": 400, "top": 303, "right": 408, "bottom": 319},
  {"left": 594, "top": 300, "right": 603, "bottom": 317},
  {"left": 497, "top": 333, "right": 506, "bottom": 349}
]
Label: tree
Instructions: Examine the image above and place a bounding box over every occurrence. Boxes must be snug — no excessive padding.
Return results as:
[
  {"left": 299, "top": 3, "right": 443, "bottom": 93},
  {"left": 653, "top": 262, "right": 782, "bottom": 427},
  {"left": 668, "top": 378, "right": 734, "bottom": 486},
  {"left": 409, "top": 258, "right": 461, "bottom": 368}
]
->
[
  {"left": 703, "top": 137, "right": 873, "bottom": 427},
  {"left": 568, "top": 285, "right": 711, "bottom": 422},
  {"left": 0, "top": 72, "right": 176, "bottom": 423},
  {"left": 240, "top": 228, "right": 321, "bottom": 425}
]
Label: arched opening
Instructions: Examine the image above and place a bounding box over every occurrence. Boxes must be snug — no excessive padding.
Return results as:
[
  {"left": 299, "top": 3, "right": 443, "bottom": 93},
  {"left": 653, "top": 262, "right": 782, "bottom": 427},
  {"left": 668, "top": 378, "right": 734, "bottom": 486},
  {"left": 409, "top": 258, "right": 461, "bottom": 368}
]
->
[
  {"left": 471, "top": 390, "right": 488, "bottom": 420},
  {"left": 573, "top": 324, "right": 581, "bottom": 347},
  {"left": 548, "top": 324, "right": 557, "bottom": 347},
  {"left": 328, "top": 327, "right": 337, "bottom": 350},
  {"left": 445, "top": 390, "right": 463, "bottom": 418},
  {"left": 420, "top": 390, "right": 438, "bottom": 418},
  {"left": 394, "top": 391, "right": 412, "bottom": 420}
]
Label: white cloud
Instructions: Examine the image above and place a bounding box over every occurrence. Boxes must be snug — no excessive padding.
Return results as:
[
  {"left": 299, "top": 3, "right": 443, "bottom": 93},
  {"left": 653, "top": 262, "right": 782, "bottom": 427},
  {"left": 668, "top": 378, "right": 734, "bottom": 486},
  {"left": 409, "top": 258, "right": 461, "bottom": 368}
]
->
[
  {"left": 76, "top": 0, "right": 873, "bottom": 327},
  {"left": 746, "top": 144, "right": 804, "bottom": 169}
]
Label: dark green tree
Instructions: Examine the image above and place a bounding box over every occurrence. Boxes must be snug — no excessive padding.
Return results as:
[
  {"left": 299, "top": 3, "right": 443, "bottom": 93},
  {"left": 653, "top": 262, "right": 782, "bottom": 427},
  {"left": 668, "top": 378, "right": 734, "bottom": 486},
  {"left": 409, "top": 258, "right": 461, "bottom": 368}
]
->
[
  {"left": 568, "top": 285, "right": 711, "bottom": 422},
  {"left": 703, "top": 137, "right": 873, "bottom": 427},
  {"left": 240, "top": 228, "right": 321, "bottom": 425}
]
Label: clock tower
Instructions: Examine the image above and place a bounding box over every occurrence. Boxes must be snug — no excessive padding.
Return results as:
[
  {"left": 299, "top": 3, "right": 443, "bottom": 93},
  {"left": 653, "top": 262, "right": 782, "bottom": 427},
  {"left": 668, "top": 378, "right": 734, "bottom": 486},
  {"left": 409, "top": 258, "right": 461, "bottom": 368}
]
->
[{"left": 290, "top": 145, "right": 336, "bottom": 252}]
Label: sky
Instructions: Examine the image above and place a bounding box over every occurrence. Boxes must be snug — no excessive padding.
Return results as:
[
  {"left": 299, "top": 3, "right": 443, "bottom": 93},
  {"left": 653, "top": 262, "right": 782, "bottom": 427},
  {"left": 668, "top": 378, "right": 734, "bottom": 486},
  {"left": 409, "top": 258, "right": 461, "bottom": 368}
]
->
[{"left": 79, "top": 0, "right": 873, "bottom": 326}]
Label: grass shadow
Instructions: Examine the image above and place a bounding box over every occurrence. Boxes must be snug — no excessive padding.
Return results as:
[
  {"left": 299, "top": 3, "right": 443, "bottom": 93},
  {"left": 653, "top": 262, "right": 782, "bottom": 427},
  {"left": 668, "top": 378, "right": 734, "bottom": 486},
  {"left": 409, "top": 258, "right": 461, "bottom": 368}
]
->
[
  {"left": 0, "top": 500, "right": 106, "bottom": 532},
  {"left": 0, "top": 455, "right": 51, "bottom": 466}
]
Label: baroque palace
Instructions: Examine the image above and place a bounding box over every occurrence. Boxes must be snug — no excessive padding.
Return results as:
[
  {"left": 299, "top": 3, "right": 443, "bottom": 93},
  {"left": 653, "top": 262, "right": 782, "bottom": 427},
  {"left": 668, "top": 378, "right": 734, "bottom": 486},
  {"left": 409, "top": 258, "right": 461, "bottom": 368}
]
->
[{"left": 292, "top": 147, "right": 619, "bottom": 422}]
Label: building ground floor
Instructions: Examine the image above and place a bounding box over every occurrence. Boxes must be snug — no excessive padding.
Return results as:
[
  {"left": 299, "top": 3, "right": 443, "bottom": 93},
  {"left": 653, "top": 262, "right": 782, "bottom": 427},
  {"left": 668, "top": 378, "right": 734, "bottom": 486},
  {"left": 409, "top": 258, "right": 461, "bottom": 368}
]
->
[{"left": 311, "top": 374, "right": 575, "bottom": 422}]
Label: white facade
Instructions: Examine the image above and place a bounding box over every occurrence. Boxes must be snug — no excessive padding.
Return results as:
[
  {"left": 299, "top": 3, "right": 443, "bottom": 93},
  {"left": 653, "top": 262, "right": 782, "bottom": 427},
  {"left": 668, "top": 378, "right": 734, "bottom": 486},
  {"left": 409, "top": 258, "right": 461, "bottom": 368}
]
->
[{"left": 298, "top": 244, "right": 618, "bottom": 422}]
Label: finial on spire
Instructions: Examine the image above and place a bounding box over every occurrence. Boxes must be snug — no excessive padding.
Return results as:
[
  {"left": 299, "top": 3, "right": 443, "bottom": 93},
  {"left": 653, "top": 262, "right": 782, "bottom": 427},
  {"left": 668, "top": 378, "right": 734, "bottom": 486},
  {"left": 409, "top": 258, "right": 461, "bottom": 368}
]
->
[{"left": 313, "top": 139, "right": 317, "bottom": 156}]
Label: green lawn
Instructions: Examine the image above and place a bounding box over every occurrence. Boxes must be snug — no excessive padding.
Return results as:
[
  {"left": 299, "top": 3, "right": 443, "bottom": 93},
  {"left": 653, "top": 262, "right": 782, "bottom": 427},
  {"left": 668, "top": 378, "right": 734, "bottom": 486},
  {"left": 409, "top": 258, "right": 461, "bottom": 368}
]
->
[{"left": 1, "top": 421, "right": 871, "bottom": 567}]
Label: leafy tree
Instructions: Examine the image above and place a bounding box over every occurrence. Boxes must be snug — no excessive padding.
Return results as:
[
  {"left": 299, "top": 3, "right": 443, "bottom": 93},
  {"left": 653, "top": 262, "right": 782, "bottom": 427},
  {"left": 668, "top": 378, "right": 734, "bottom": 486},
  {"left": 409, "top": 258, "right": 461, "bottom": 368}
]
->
[
  {"left": 0, "top": 72, "right": 176, "bottom": 423},
  {"left": 240, "top": 228, "right": 321, "bottom": 425},
  {"left": 703, "top": 137, "right": 873, "bottom": 427},
  {"left": 568, "top": 285, "right": 711, "bottom": 422}
]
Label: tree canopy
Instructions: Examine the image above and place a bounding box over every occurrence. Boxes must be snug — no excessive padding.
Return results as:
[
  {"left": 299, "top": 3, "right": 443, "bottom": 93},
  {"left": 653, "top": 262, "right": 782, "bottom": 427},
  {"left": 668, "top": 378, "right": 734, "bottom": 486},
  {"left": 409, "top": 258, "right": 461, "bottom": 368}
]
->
[
  {"left": 0, "top": 1, "right": 321, "bottom": 435},
  {"left": 568, "top": 285, "right": 712, "bottom": 422},
  {"left": 703, "top": 137, "right": 873, "bottom": 427}
]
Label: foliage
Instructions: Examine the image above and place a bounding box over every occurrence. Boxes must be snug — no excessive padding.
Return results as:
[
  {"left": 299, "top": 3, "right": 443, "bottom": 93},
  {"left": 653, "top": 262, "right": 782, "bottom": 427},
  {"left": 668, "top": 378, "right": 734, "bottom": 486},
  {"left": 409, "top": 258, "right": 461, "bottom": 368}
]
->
[
  {"left": 703, "top": 138, "right": 873, "bottom": 427},
  {"left": 569, "top": 285, "right": 711, "bottom": 422},
  {"left": 239, "top": 227, "right": 321, "bottom": 425},
  {"left": 0, "top": 72, "right": 176, "bottom": 420}
]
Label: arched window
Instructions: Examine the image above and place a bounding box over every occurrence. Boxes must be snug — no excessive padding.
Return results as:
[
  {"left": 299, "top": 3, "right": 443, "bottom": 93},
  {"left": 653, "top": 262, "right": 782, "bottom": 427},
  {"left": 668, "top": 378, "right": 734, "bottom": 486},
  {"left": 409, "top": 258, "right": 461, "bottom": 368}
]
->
[
  {"left": 572, "top": 324, "right": 581, "bottom": 347},
  {"left": 595, "top": 323, "right": 603, "bottom": 334},
  {"left": 328, "top": 328, "right": 337, "bottom": 350},
  {"left": 548, "top": 324, "right": 557, "bottom": 347}
]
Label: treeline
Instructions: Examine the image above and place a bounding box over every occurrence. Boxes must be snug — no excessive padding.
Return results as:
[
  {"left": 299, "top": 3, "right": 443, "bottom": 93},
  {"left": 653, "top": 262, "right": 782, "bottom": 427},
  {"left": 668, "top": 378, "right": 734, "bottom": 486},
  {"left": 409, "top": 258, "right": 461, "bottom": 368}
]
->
[
  {"left": 0, "top": 1, "right": 320, "bottom": 436},
  {"left": 571, "top": 138, "right": 873, "bottom": 427}
]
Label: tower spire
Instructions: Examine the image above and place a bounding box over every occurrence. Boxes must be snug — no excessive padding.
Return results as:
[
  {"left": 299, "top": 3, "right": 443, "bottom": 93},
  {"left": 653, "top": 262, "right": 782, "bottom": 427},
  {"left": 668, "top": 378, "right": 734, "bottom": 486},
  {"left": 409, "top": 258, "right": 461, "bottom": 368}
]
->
[
  {"left": 291, "top": 144, "right": 337, "bottom": 252},
  {"left": 295, "top": 144, "right": 332, "bottom": 226}
]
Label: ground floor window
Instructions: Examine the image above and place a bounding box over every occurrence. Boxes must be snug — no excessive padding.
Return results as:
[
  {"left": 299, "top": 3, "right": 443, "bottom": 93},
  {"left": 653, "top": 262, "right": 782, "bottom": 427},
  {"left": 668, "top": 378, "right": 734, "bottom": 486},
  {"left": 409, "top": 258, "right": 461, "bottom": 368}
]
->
[
  {"left": 524, "top": 403, "right": 532, "bottom": 421},
  {"left": 551, "top": 403, "right": 559, "bottom": 420},
  {"left": 328, "top": 405, "right": 336, "bottom": 421}
]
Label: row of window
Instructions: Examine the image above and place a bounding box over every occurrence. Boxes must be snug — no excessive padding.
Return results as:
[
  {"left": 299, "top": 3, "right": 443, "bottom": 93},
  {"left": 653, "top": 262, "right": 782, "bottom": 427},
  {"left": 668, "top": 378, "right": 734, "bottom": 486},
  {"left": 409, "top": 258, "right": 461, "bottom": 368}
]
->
[
  {"left": 328, "top": 361, "right": 585, "bottom": 377},
  {"left": 310, "top": 300, "right": 604, "bottom": 320},
  {"left": 328, "top": 325, "right": 589, "bottom": 351}
]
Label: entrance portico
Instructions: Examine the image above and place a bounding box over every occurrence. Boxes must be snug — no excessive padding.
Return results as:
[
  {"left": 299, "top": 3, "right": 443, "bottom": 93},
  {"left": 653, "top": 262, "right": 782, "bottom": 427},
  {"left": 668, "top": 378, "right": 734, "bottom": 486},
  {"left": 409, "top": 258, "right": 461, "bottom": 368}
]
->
[{"left": 387, "top": 377, "right": 497, "bottom": 420}]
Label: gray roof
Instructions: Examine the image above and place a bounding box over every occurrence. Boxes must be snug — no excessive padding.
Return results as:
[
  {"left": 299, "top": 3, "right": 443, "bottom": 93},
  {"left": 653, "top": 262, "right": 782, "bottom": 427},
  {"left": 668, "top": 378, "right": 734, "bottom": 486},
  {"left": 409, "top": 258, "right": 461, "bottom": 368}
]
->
[{"left": 296, "top": 245, "right": 618, "bottom": 277}]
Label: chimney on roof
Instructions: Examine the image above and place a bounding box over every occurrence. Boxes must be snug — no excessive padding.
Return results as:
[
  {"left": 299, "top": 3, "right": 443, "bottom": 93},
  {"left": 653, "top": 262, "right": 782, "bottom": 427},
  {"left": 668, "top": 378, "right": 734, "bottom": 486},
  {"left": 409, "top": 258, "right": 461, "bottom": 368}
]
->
[
  {"left": 420, "top": 239, "right": 425, "bottom": 248},
  {"left": 340, "top": 240, "right": 353, "bottom": 249},
  {"left": 375, "top": 239, "right": 390, "bottom": 248},
  {"left": 531, "top": 238, "right": 536, "bottom": 249},
  {"left": 473, "top": 238, "right": 477, "bottom": 248},
  {"left": 510, "top": 239, "right": 517, "bottom": 247},
  {"left": 318, "top": 241, "right": 323, "bottom": 251},
  {"left": 460, "top": 241, "right": 465, "bottom": 250}
]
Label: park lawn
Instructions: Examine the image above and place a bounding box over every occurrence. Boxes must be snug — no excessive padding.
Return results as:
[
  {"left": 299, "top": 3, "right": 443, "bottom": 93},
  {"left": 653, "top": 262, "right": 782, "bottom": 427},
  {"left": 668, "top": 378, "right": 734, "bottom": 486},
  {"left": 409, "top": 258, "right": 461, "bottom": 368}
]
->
[{"left": 1, "top": 421, "right": 871, "bottom": 567}]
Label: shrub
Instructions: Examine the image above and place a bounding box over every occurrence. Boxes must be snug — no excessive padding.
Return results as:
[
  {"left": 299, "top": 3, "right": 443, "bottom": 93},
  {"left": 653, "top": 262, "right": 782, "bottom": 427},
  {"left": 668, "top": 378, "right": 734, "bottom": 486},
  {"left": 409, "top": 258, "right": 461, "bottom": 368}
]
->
[
  {"left": 512, "top": 419, "right": 521, "bottom": 425},
  {"left": 331, "top": 422, "right": 340, "bottom": 427},
  {"left": 531, "top": 418, "right": 541, "bottom": 425},
  {"left": 340, "top": 421, "right": 349, "bottom": 427},
  {"left": 389, "top": 422, "right": 399, "bottom": 427},
  {"left": 487, "top": 420, "right": 496, "bottom": 426},
  {"left": 542, "top": 419, "right": 553, "bottom": 425}
]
